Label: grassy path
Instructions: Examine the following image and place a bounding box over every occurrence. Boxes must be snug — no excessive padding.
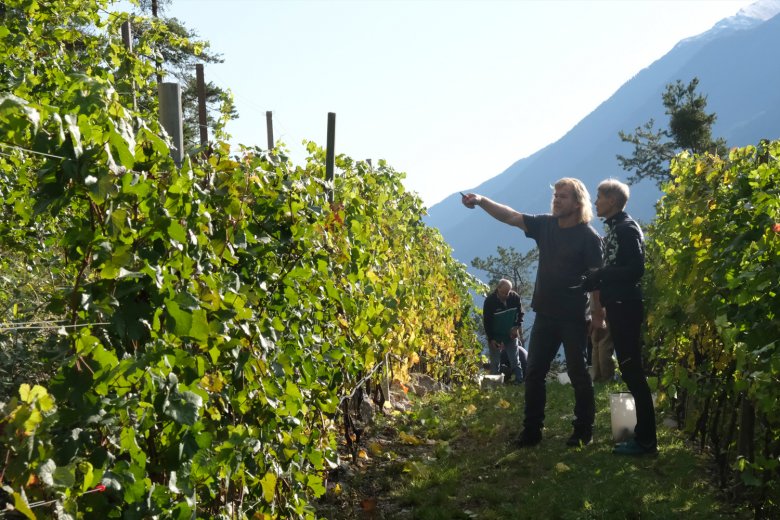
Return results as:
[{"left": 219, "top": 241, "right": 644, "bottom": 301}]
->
[{"left": 315, "top": 380, "right": 751, "bottom": 519}]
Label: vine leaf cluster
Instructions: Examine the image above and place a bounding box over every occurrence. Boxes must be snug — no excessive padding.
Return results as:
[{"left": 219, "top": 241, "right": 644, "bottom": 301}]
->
[
  {"left": 0, "top": 1, "right": 483, "bottom": 518},
  {"left": 645, "top": 140, "right": 780, "bottom": 515}
]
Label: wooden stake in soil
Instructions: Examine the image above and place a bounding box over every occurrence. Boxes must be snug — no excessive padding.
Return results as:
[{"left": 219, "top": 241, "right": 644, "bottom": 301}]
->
[
  {"left": 196, "top": 64, "right": 208, "bottom": 146},
  {"left": 266, "top": 111, "right": 274, "bottom": 150},
  {"left": 158, "top": 82, "right": 184, "bottom": 167},
  {"left": 326, "top": 112, "right": 336, "bottom": 202}
]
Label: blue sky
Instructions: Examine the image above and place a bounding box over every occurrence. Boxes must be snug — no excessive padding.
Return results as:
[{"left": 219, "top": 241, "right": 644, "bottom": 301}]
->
[{"left": 146, "top": 0, "right": 756, "bottom": 207}]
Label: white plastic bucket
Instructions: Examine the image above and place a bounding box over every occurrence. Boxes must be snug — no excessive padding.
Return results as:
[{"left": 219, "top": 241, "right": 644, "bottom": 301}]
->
[
  {"left": 479, "top": 374, "right": 504, "bottom": 389},
  {"left": 610, "top": 392, "right": 636, "bottom": 442}
]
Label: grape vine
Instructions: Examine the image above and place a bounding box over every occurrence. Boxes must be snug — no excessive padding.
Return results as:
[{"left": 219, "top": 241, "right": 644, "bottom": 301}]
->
[
  {"left": 0, "top": 2, "right": 483, "bottom": 517},
  {"left": 645, "top": 140, "right": 780, "bottom": 514}
]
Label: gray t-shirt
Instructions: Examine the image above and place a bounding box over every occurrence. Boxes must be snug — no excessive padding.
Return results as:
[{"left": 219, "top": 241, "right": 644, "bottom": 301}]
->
[{"left": 523, "top": 214, "right": 603, "bottom": 320}]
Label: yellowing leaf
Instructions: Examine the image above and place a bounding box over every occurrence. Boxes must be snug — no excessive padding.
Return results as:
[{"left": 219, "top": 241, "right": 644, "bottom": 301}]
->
[
  {"left": 260, "top": 472, "right": 277, "bottom": 503},
  {"left": 207, "top": 406, "right": 221, "bottom": 421},
  {"left": 23, "top": 409, "right": 42, "bottom": 433},
  {"left": 357, "top": 449, "right": 369, "bottom": 459},
  {"left": 19, "top": 384, "right": 32, "bottom": 402},
  {"left": 201, "top": 373, "right": 225, "bottom": 392},
  {"left": 307, "top": 474, "right": 326, "bottom": 496},
  {"left": 398, "top": 431, "right": 423, "bottom": 445},
  {"left": 555, "top": 462, "right": 570, "bottom": 473},
  {"left": 402, "top": 461, "right": 425, "bottom": 477},
  {"left": 497, "top": 398, "right": 511, "bottom": 409},
  {"left": 368, "top": 441, "right": 383, "bottom": 457},
  {"left": 464, "top": 404, "right": 477, "bottom": 415},
  {"left": 337, "top": 315, "right": 349, "bottom": 329},
  {"left": 11, "top": 493, "right": 36, "bottom": 520},
  {"left": 283, "top": 448, "right": 297, "bottom": 460}
]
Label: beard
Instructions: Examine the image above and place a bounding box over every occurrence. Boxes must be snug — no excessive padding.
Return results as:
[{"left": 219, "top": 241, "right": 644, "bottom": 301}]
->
[{"left": 553, "top": 205, "right": 577, "bottom": 219}]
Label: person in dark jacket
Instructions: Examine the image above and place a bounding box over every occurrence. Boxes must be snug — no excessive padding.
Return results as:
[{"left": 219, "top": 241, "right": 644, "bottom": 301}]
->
[
  {"left": 483, "top": 279, "right": 526, "bottom": 383},
  {"left": 585, "top": 179, "right": 657, "bottom": 456}
]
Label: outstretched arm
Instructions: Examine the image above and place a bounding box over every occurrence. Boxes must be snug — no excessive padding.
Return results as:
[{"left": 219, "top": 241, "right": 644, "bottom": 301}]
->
[{"left": 461, "top": 193, "right": 527, "bottom": 232}]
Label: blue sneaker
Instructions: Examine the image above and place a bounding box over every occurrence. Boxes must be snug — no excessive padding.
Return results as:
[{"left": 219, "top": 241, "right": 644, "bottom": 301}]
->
[{"left": 613, "top": 439, "right": 658, "bottom": 456}]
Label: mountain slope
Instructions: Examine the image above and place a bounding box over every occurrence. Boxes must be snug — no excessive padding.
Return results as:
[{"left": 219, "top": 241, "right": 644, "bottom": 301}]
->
[{"left": 427, "top": 3, "right": 780, "bottom": 270}]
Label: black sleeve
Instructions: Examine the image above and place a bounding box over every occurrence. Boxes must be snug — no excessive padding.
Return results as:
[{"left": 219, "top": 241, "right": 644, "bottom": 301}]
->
[
  {"left": 522, "top": 214, "right": 542, "bottom": 240},
  {"left": 509, "top": 292, "right": 524, "bottom": 326},
  {"left": 483, "top": 294, "right": 496, "bottom": 341},
  {"left": 600, "top": 224, "right": 644, "bottom": 284},
  {"left": 586, "top": 229, "right": 605, "bottom": 271}
]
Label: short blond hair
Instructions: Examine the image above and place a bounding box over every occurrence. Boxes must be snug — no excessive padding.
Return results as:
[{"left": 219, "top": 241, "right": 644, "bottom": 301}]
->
[
  {"left": 553, "top": 178, "right": 593, "bottom": 223},
  {"left": 597, "top": 179, "right": 630, "bottom": 210}
]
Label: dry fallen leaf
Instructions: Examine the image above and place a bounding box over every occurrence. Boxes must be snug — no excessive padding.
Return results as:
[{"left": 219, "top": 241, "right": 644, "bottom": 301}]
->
[
  {"left": 403, "top": 461, "right": 425, "bottom": 477},
  {"left": 360, "top": 497, "right": 378, "bottom": 512},
  {"left": 399, "top": 431, "right": 424, "bottom": 445},
  {"left": 368, "top": 441, "right": 383, "bottom": 456}
]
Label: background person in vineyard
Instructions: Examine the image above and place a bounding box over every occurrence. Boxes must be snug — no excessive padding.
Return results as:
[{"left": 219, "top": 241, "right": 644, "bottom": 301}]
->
[
  {"left": 483, "top": 279, "right": 527, "bottom": 384},
  {"left": 462, "top": 178, "right": 603, "bottom": 448},
  {"left": 589, "top": 320, "right": 615, "bottom": 383},
  {"left": 583, "top": 179, "right": 657, "bottom": 456}
]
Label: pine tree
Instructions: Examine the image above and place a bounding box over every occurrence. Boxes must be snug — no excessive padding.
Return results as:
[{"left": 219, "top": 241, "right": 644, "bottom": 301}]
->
[
  {"left": 132, "top": 0, "right": 238, "bottom": 153},
  {"left": 617, "top": 78, "right": 727, "bottom": 187}
]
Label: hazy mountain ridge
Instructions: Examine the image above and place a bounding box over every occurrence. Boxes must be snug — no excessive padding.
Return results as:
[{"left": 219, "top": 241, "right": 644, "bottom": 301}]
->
[{"left": 426, "top": 2, "right": 780, "bottom": 273}]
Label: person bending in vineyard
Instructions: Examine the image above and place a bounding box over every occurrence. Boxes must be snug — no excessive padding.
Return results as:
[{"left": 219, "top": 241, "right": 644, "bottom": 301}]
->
[
  {"left": 583, "top": 179, "right": 657, "bottom": 456},
  {"left": 462, "top": 178, "right": 603, "bottom": 448},
  {"left": 483, "top": 279, "right": 527, "bottom": 384}
]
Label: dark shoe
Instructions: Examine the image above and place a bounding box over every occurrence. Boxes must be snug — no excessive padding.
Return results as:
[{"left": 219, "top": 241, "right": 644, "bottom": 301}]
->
[
  {"left": 613, "top": 439, "right": 658, "bottom": 456},
  {"left": 566, "top": 429, "right": 592, "bottom": 447},
  {"left": 514, "top": 429, "right": 542, "bottom": 448}
]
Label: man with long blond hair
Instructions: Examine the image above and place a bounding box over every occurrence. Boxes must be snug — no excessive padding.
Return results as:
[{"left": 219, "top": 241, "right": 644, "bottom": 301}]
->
[{"left": 462, "top": 178, "right": 603, "bottom": 448}]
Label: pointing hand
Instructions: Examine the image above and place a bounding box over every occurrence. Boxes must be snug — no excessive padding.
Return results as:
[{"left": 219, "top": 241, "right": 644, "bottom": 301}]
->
[{"left": 461, "top": 192, "right": 480, "bottom": 209}]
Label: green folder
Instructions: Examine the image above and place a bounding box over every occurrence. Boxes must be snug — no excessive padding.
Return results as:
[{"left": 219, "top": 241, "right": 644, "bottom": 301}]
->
[{"left": 491, "top": 308, "right": 518, "bottom": 345}]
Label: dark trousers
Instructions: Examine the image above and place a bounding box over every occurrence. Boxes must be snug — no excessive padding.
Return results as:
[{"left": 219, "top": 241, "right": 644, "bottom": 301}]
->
[
  {"left": 606, "top": 300, "right": 657, "bottom": 448},
  {"left": 523, "top": 313, "right": 594, "bottom": 433}
]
